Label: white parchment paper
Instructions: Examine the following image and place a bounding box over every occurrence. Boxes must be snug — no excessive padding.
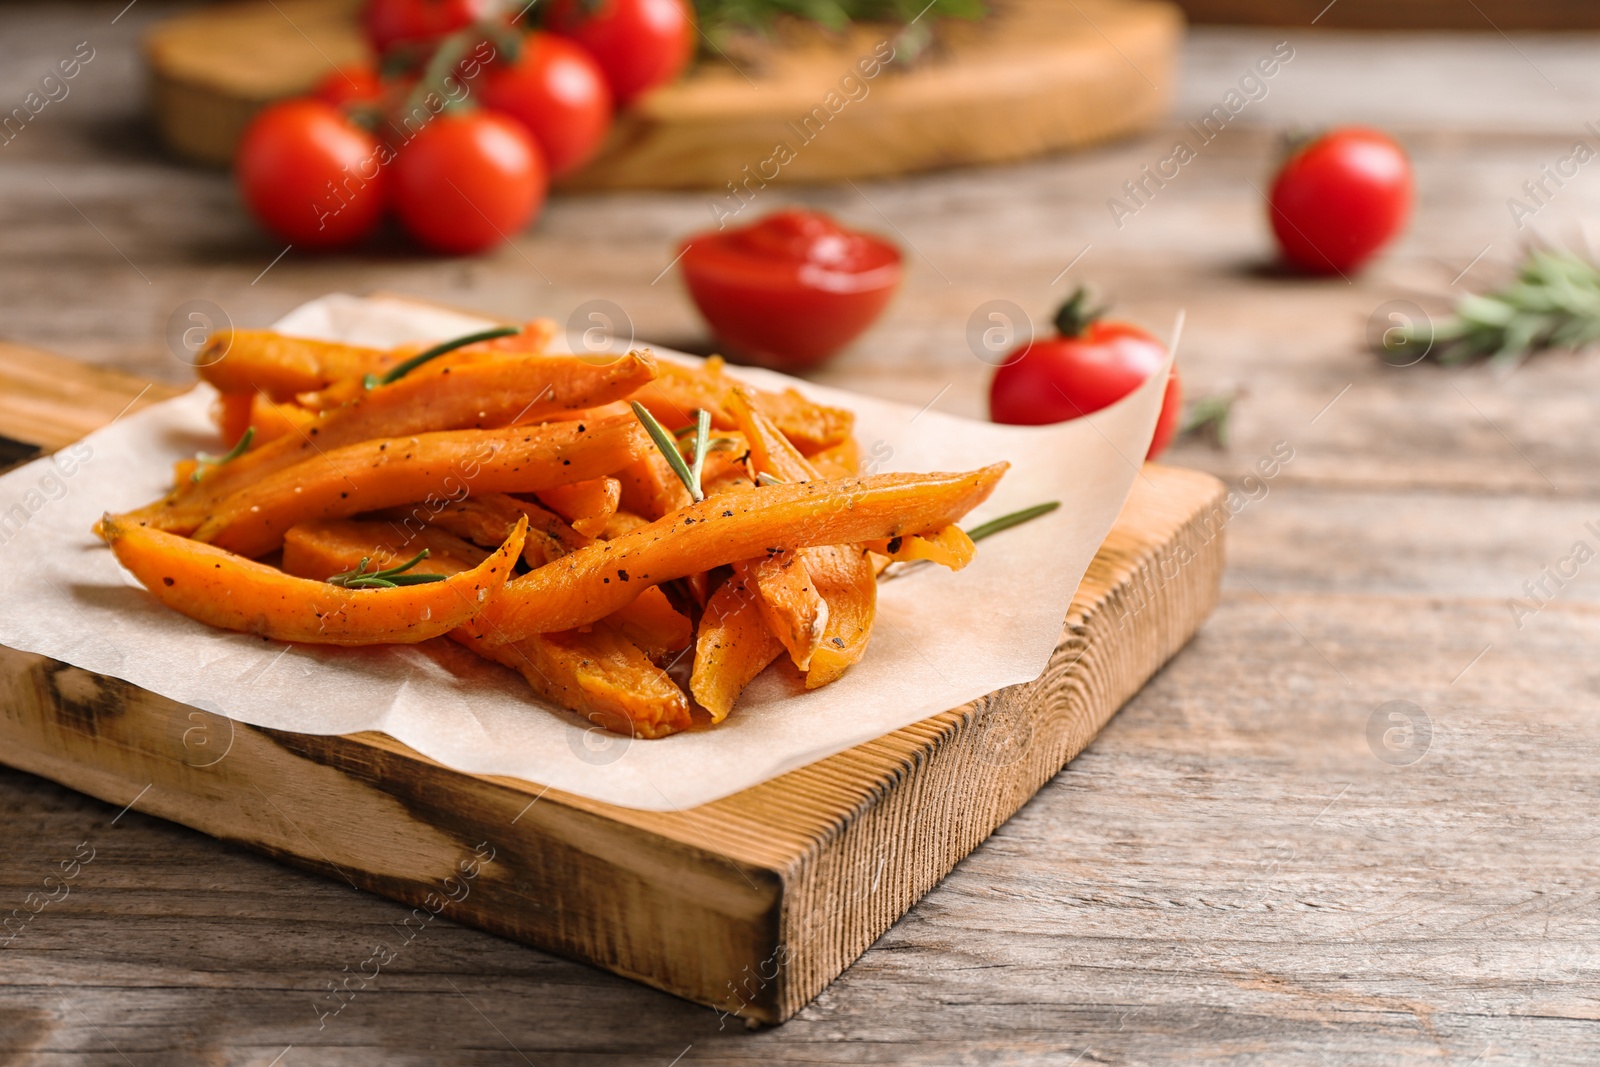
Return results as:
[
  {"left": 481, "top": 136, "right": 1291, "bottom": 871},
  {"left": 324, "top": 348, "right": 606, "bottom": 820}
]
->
[{"left": 0, "top": 294, "right": 1170, "bottom": 810}]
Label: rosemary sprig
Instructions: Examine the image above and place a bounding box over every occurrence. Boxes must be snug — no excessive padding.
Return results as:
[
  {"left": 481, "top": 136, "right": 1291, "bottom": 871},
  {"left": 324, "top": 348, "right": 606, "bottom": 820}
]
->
[
  {"left": 631, "top": 402, "right": 711, "bottom": 502},
  {"left": 1386, "top": 248, "right": 1600, "bottom": 368},
  {"left": 965, "top": 501, "right": 1060, "bottom": 542},
  {"left": 693, "top": 0, "right": 986, "bottom": 47},
  {"left": 363, "top": 325, "right": 521, "bottom": 389},
  {"left": 326, "top": 549, "right": 446, "bottom": 589},
  {"left": 673, "top": 425, "right": 741, "bottom": 452},
  {"left": 687, "top": 408, "right": 711, "bottom": 499},
  {"left": 755, "top": 472, "right": 787, "bottom": 487},
  {"left": 1178, "top": 390, "right": 1242, "bottom": 450},
  {"left": 190, "top": 427, "right": 254, "bottom": 483}
]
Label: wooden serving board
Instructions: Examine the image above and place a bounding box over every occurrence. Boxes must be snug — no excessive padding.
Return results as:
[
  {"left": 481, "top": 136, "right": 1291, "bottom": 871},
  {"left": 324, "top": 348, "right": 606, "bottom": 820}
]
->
[
  {"left": 144, "top": 0, "right": 1182, "bottom": 188},
  {"left": 1173, "top": 0, "right": 1600, "bottom": 29},
  {"left": 0, "top": 341, "right": 1224, "bottom": 1024}
]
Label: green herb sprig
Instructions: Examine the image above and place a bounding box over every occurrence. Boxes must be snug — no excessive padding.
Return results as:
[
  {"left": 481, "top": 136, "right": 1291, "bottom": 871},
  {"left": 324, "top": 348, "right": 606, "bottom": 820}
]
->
[
  {"left": 326, "top": 550, "right": 446, "bottom": 589},
  {"left": 1178, "top": 390, "right": 1242, "bottom": 450},
  {"left": 364, "top": 325, "right": 522, "bottom": 389},
  {"left": 632, "top": 402, "right": 711, "bottom": 503},
  {"left": 1386, "top": 248, "right": 1600, "bottom": 368},
  {"left": 693, "top": 0, "right": 985, "bottom": 47},
  {"left": 965, "top": 501, "right": 1060, "bottom": 542},
  {"left": 191, "top": 427, "right": 254, "bottom": 483}
]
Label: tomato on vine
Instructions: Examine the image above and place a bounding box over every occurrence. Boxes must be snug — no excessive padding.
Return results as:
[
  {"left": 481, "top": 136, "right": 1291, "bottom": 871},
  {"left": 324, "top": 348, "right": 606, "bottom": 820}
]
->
[
  {"left": 312, "top": 64, "right": 385, "bottom": 109},
  {"left": 235, "top": 99, "right": 388, "bottom": 249},
  {"left": 390, "top": 110, "right": 546, "bottom": 254},
  {"left": 544, "top": 0, "right": 694, "bottom": 106},
  {"left": 482, "top": 32, "right": 613, "bottom": 177},
  {"left": 363, "top": 0, "right": 498, "bottom": 53}
]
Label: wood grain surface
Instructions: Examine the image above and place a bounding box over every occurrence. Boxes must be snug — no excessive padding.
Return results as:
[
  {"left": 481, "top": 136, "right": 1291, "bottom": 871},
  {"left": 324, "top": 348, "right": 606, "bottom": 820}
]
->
[{"left": 4, "top": 3, "right": 1600, "bottom": 1063}]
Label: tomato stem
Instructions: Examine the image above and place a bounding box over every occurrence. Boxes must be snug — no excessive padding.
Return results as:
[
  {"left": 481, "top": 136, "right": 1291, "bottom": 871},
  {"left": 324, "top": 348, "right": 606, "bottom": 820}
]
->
[{"left": 1053, "top": 286, "right": 1106, "bottom": 338}]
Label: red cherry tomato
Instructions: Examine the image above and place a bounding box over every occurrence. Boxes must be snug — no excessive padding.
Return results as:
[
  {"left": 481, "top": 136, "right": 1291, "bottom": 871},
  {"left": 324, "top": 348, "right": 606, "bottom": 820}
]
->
[
  {"left": 235, "top": 99, "right": 388, "bottom": 249},
  {"left": 1268, "top": 126, "right": 1412, "bottom": 275},
  {"left": 989, "top": 290, "right": 1181, "bottom": 460},
  {"left": 312, "top": 64, "right": 385, "bottom": 109},
  {"left": 363, "top": 0, "right": 496, "bottom": 53},
  {"left": 391, "top": 110, "right": 546, "bottom": 254},
  {"left": 482, "top": 32, "right": 613, "bottom": 177},
  {"left": 544, "top": 0, "right": 693, "bottom": 106},
  {"left": 678, "top": 209, "right": 902, "bottom": 370}
]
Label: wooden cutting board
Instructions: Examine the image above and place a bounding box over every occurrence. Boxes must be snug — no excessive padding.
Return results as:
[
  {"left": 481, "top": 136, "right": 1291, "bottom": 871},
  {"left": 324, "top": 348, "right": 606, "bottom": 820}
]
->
[
  {"left": 0, "top": 340, "right": 1224, "bottom": 1024},
  {"left": 144, "top": 0, "right": 1183, "bottom": 188}
]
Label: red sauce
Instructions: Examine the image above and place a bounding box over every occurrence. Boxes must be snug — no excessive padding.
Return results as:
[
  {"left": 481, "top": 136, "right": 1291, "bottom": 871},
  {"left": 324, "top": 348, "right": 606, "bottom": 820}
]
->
[{"left": 678, "top": 209, "right": 902, "bottom": 369}]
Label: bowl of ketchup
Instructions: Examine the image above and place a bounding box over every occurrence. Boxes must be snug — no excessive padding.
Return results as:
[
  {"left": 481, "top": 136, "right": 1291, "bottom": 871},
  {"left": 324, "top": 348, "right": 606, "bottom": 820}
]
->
[{"left": 678, "top": 209, "right": 902, "bottom": 370}]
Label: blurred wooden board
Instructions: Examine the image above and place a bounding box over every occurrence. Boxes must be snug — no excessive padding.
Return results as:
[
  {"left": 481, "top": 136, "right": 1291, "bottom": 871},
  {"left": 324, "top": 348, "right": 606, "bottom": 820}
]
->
[
  {"left": 1172, "top": 0, "right": 1600, "bottom": 28},
  {"left": 143, "top": 0, "right": 1183, "bottom": 187},
  {"left": 0, "top": 339, "right": 1223, "bottom": 1023}
]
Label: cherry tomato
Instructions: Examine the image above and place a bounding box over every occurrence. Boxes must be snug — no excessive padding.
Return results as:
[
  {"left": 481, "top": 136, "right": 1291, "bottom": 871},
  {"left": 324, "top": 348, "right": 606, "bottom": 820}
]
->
[
  {"left": 391, "top": 110, "right": 546, "bottom": 254},
  {"left": 363, "top": 0, "right": 496, "bottom": 53},
  {"left": 1268, "top": 127, "right": 1412, "bottom": 275},
  {"left": 544, "top": 0, "right": 694, "bottom": 106},
  {"left": 678, "top": 209, "right": 902, "bottom": 370},
  {"left": 988, "top": 289, "right": 1181, "bottom": 460},
  {"left": 235, "top": 99, "right": 388, "bottom": 249},
  {"left": 482, "top": 32, "right": 612, "bottom": 177},
  {"left": 312, "top": 64, "right": 385, "bottom": 109}
]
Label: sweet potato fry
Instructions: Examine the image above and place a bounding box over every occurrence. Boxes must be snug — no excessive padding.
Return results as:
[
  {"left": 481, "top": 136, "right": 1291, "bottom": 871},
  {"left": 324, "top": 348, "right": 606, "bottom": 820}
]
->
[
  {"left": 691, "top": 571, "right": 784, "bottom": 722},
  {"left": 808, "top": 436, "right": 861, "bottom": 478},
  {"left": 536, "top": 476, "right": 620, "bottom": 538},
  {"left": 478, "top": 626, "right": 692, "bottom": 738},
  {"left": 729, "top": 387, "right": 814, "bottom": 483},
  {"left": 123, "top": 351, "right": 658, "bottom": 537},
  {"left": 192, "top": 415, "right": 648, "bottom": 558},
  {"left": 737, "top": 550, "right": 825, "bottom": 671},
  {"left": 382, "top": 493, "right": 584, "bottom": 568},
  {"left": 629, "top": 356, "right": 854, "bottom": 453},
  {"left": 284, "top": 520, "right": 489, "bottom": 577},
  {"left": 213, "top": 392, "right": 254, "bottom": 444},
  {"left": 102, "top": 512, "right": 525, "bottom": 646},
  {"left": 729, "top": 388, "right": 878, "bottom": 684},
  {"left": 798, "top": 544, "right": 877, "bottom": 688},
  {"left": 245, "top": 393, "right": 319, "bottom": 445},
  {"left": 291, "top": 321, "right": 563, "bottom": 411},
  {"left": 607, "top": 586, "right": 692, "bottom": 658},
  {"left": 597, "top": 510, "right": 650, "bottom": 539},
  {"left": 383, "top": 494, "right": 689, "bottom": 656},
  {"left": 475, "top": 464, "right": 1006, "bottom": 640},
  {"left": 280, "top": 518, "right": 690, "bottom": 737},
  {"left": 862, "top": 525, "right": 977, "bottom": 570},
  {"left": 616, "top": 451, "right": 692, "bottom": 521},
  {"left": 198, "top": 331, "right": 397, "bottom": 400}
]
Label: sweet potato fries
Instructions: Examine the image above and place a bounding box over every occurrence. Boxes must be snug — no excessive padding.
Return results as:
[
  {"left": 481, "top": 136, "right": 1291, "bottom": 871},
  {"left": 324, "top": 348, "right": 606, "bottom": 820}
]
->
[{"left": 100, "top": 321, "right": 1008, "bottom": 738}]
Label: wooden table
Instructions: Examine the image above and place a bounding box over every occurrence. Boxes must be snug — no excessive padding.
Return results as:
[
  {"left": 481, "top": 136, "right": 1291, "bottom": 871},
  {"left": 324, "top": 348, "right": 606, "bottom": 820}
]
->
[{"left": 5, "top": 4, "right": 1600, "bottom": 1063}]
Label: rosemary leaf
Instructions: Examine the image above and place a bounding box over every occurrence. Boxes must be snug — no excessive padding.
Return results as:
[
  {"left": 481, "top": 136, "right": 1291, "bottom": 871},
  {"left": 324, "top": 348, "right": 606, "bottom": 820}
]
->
[
  {"left": 965, "top": 501, "right": 1060, "bottom": 542},
  {"left": 191, "top": 427, "right": 255, "bottom": 483},
  {"left": 365, "top": 325, "right": 521, "bottom": 389},
  {"left": 327, "top": 549, "right": 446, "bottom": 589},
  {"left": 1388, "top": 248, "right": 1600, "bottom": 367},
  {"left": 1179, "top": 390, "right": 1241, "bottom": 450},
  {"left": 688, "top": 409, "right": 712, "bottom": 499},
  {"left": 631, "top": 401, "right": 705, "bottom": 502},
  {"left": 693, "top": 0, "right": 986, "bottom": 47}
]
